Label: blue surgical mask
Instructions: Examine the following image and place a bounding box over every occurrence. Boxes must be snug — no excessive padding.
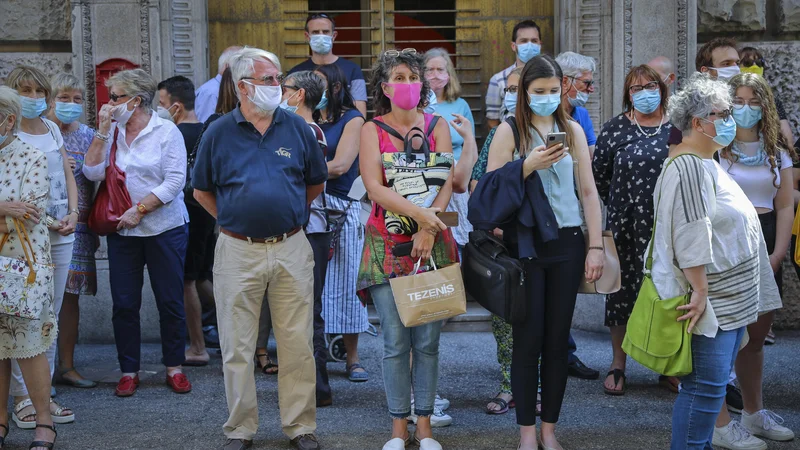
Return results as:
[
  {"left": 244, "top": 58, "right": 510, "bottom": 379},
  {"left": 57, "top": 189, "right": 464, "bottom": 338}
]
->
[
  {"left": 310, "top": 35, "right": 333, "bottom": 55},
  {"left": 516, "top": 42, "right": 541, "bottom": 64},
  {"left": 19, "top": 96, "right": 47, "bottom": 119},
  {"left": 700, "top": 116, "right": 737, "bottom": 147},
  {"left": 424, "top": 90, "right": 438, "bottom": 114},
  {"left": 0, "top": 116, "right": 9, "bottom": 147},
  {"left": 279, "top": 91, "right": 300, "bottom": 114},
  {"left": 632, "top": 89, "right": 661, "bottom": 114},
  {"left": 504, "top": 91, "right": 517, "bottom": 115},
  {"left": 568, "top": 90, "right": 589, "bottom": 108},
  {"left": 55, "top": 102, "right": 83, "bottom": 124},
  {"left": 528, "top": 93, "right": 561, "bottom": 117},
  {"left": 732, "top": 105, "right": 762, "bottom": 129},
  {"left": 315, "top": 91, "right": 328, "bottom": 111}
]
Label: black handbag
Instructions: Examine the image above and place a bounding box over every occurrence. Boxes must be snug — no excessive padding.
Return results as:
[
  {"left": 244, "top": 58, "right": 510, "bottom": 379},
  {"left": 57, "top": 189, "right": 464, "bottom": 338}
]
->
[{"left": 462, "top": 230, "right": 527, "bottom": 324}]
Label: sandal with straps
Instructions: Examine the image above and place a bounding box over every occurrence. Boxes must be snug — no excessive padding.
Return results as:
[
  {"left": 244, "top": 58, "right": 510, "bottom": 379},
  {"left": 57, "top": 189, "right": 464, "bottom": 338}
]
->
[
  {"left": 255, "top": 353, "right": 278, "bottom": 375},
  {"left": 603, "top": 369, "right": 626, "bottom": 396},
  {"left": 13, "top": 399, "right": 37, "bottom": 430},
  {"left": 0, "top": 423, "right": 8, "bottom": 448},
  {"left": 29, "top": 423, "right": 56, "bottom": 450},
  {"left": 49, "top": 399, "right": 74, "bottom": 424},
  {"left": 486, "top": 396, "right": 509, "bottom": 415}
]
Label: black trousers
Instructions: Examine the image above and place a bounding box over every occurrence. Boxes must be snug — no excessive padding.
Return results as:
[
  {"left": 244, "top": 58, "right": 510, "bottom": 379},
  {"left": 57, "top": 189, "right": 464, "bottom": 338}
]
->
[
  {"left": 512, "top": 227, "right": 585, "bottom": 426},
  {"left": 308, "top": 232, "right": 333, "bottom": 403}
]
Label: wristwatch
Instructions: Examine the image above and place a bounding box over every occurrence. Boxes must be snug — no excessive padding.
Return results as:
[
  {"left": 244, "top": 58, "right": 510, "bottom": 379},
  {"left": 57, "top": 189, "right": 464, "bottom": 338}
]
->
[{"left": 136, "top": 202, "right": 148, "bottom": 214}]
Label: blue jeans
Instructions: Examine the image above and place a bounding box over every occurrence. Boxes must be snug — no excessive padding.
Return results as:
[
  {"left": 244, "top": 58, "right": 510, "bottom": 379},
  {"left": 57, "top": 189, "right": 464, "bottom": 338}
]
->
[
  {"left": 107, "top": 224, "right": 189, "bottom": 372},
  {"left": 671, "top": 327, "right": 745, "bottom": 450},
  {"left": 567, "top": 333, "right": 578, "bottom": 364},
  {"left": 370, "top": 283, "right": 442, "bottom": 419}
]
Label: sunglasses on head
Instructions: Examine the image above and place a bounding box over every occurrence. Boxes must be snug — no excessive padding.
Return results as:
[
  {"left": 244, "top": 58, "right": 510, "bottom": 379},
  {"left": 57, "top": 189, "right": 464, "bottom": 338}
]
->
[
  {"left": 306, "top": 13, "right": 335, "bottom": 25},
  {"left": 383, "top": 48, "right": 418, "bottom": 59}
]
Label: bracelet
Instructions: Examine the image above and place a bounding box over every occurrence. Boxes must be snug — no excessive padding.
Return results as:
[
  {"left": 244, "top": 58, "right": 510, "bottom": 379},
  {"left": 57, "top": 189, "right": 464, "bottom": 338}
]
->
[
  {"left": 94, "top": 131, "right": 109, "bottom": 142},
  {"left": 588, "top": 246, "right": 604, "bottom": 252},
  {"left": 69, "top": 208, "right": 79, "bottom": 216}
]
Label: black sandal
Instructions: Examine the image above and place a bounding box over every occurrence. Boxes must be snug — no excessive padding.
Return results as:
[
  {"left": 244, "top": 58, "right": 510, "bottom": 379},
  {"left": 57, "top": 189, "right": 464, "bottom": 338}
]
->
[
  {"left": 255, "top": 353, "right": 278, "bottom": 375},
  {"left": 0, "top": 423, "right": 8, "bottom": 448},
  {"left": 29, "top": 423, "right": 56, "bottom": 450},
  {"left": 486, "top": 397, "right": 509, "bottom": 415},
  {"left": 604, "top": 369, "right": 626, "bottom": 396}
]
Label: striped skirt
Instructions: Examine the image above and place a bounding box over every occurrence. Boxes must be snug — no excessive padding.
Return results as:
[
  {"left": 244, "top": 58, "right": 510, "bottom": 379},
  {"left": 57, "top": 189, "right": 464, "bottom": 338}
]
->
[{"left": 322, "top": 194, "right": 369, "bottom": 334}]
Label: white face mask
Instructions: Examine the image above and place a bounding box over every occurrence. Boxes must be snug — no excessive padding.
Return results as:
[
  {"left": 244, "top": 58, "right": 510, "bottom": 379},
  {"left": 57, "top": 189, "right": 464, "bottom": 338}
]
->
[
  {"left": 111, "top": 97, "right": 136, "bottom": 126},
  {"left": 243, "top": 81, "right": 282, "bottom": 114},
  {"left": 713, "top": 65, "right": 740, "bottom": 81}
]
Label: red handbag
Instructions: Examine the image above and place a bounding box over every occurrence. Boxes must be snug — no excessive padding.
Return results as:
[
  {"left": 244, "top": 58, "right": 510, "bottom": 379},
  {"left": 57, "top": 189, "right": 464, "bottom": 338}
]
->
[{"left": 88, "top": 128, "right": 132, "bottom": 235}]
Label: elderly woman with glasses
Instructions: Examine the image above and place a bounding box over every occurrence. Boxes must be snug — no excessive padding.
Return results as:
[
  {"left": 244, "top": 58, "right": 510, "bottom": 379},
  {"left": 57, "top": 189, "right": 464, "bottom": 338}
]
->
[
  {"left": 651, "top": 73, "right": 777, "bottom": 449},
  {"left": 83, "top": 68, "right": 191, "bottom": 398},
  {"left": 0, "top": 85, "right": 59, "bottom": 450},
  {"left": 592, "top": 65, "right": 674, "bottom": 396}
]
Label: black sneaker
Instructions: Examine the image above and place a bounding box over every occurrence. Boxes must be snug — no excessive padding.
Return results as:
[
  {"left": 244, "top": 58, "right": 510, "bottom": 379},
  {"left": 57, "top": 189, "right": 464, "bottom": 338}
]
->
[
  {"left": 567, "top": 358, "right": 600, "bottom": 380},
  {"left": 726, "top": 383, "right": 743, "bottom": 414},
  {"left": 204, "top": 325, "right": 221, "bottom": 349}
]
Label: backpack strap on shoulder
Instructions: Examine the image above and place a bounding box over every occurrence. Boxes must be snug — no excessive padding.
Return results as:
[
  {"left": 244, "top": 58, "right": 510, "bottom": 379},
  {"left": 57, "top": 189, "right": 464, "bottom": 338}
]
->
[{"left": 504, "top": 116, "right": 520, "bottom": 151}]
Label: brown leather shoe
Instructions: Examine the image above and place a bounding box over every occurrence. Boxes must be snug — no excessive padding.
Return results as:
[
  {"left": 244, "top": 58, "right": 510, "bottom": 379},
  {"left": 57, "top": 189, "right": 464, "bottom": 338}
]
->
[
  {"left": 221, "top": 438, "right": 252, "bottom": 450},
  {"left": 291, "top": 434, "right": 321, "bottom": 450}
]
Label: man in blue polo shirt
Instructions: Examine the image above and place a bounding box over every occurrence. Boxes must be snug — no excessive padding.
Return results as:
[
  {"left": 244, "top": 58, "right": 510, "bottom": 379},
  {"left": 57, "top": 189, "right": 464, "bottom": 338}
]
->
[{"left": 193, "top": 47, "right": 327, "bottom": 450}]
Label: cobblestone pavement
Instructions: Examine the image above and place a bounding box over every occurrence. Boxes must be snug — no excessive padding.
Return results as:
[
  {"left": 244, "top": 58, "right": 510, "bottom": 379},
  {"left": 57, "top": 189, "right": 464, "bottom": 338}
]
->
[{"left": 3, "top": 330, "right": 799, "bottom": 449}]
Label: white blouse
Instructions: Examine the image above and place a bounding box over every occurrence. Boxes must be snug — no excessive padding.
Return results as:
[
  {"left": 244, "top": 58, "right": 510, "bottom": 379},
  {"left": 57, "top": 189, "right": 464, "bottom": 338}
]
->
[
  {"left": 718, "top": 143, "right": 792, "bottom": 211},
  {"left": 83, "top": 113, "right": 188, "bottom": 237},
  {"left": 648, "top": 154, "right": 780, "bottom": 338}
]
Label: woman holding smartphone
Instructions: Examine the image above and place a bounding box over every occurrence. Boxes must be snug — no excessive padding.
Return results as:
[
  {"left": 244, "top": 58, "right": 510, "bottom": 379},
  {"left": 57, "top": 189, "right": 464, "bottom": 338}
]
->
[{"left": 485, "top": 54, "right": 604, "bottom": 450}]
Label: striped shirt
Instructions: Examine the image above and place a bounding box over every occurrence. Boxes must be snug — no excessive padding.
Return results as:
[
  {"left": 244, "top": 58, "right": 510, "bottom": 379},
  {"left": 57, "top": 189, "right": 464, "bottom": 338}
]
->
[
  {"left": 648, "top": 154, "right": 778, "bottom": 337},
  {"left": 485, "top": 63, "right": 518, "bottom": 121}
]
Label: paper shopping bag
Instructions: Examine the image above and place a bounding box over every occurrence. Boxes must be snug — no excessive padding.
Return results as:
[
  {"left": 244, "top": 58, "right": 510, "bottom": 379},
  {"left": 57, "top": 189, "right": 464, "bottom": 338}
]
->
[{"left": 390, "top": 259, "right": 467, "bottom": 327}]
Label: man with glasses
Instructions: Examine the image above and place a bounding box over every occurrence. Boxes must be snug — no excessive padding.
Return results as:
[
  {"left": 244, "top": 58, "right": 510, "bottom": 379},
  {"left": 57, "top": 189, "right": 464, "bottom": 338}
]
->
[
  {"left": 288, "top": 13, "right": 368, "bottom": 117},
  {"left": 485, "top": 19, "right": 542, "bottom": 129},
  {"left": 556, "top": 51, "right": 598, "bottom": 159},
  {"left": 193, "top": 47, "right": 327, "bottom": 450}
]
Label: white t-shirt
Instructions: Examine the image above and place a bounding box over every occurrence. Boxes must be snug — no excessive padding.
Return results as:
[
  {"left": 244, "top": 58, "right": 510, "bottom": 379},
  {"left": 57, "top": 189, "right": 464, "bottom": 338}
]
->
[
  {"left": 718, "top": 143, "right": 792, "bottom": 211},
  {"left": 17, "top": 118, "right": 75, "bottom": 245}
]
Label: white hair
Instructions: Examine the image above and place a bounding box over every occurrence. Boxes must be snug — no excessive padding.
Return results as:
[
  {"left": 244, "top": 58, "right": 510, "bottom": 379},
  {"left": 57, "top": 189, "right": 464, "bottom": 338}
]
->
[
  {"left": 218, "top": 46, "right": 243, "bottom": 75},
  {"left": 667, "top": 72, "right": 732, "bottom": 132},
  {"left": 51, "top": 72, "right": 84, "bottom": 96},
  {"left": 0, "top": 86, "right": 21, "bottom": 134},
  {"left": 106, "top": 69, "right": 157, "bottom": 110},
  {"left": 555, "top": 52, "right": 596, "bottom": 79},
  {"left": 229, "top": 47, "right": 281, "bottom": 83}
]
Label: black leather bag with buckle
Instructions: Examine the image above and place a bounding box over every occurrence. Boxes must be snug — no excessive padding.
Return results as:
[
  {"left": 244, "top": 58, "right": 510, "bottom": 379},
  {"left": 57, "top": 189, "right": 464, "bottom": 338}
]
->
[{"left": 462, "top": 230, "right": 527, "bottom": 324}]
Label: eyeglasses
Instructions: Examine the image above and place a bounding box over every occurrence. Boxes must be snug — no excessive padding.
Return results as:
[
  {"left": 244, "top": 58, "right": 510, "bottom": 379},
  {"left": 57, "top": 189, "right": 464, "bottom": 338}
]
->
[
  {"left": 628, "top": 81, "right": 659, "bottom": 94},
  {"left": 242, "top": 74, "right": 285, "bottom": 86},
  {"left": 569, "top": 76, "right": 595, "bottom": 89},
  {"left": 732, "top": 98, "right": 762, "bottom": 109},
  {"left": 108, "top": 93, "right": 130, "bottom": 102},
  {"left": 504, "top": 85, "right": 519, "bottom": 94},
  {"left": 282, "top": 85, "right": 299, "bottom": 94},
  {"left": 703, "top": 108, "right": 734, "bottom": 121},
  {"left": 383, "top": 48, "right": 417, "bottom": 58}
]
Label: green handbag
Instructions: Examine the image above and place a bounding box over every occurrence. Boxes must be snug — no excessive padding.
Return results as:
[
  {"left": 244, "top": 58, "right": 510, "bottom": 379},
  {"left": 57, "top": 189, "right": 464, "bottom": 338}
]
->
[{"left": 622, "top": 154, "right": 701, "bottom": 378}]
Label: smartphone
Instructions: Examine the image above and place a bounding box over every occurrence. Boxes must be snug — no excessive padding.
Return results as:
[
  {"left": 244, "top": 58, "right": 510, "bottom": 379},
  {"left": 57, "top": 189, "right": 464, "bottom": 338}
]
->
[
  {"left": 546, "top": 132, "right": 567, "bottom": 149},
  {"left": 436, "top": 211, "right": 459, "bottom": 227},
  {"left": 392, "top": 242, "right": 413, "bottom": 257}
]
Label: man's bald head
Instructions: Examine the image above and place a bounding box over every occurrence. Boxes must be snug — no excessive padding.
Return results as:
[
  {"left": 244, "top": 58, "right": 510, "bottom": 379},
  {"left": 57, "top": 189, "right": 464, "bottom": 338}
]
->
[{"left": 647, "top": 56, "right": 675, "bottom": 86}]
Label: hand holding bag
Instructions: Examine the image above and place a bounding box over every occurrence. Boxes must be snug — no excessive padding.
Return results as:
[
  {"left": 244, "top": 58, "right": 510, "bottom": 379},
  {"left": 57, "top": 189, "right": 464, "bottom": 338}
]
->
[
  {"left": 88, "top": 128, "right": 132, "bottom": 235},
  {"left": 622, "top": 154, "right": 698, "bottom": 377},
  {"left": 0, "top": 219, "right": 55, "bottom": 319},
  {"left": 390, "top": 257, "right": 467, "bottom": 327}
]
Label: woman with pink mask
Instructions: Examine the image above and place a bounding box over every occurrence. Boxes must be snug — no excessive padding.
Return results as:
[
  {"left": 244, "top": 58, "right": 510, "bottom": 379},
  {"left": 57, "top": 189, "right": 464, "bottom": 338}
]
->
[{"left": 357, "top": 49, "right": 458, "bottom": 450}]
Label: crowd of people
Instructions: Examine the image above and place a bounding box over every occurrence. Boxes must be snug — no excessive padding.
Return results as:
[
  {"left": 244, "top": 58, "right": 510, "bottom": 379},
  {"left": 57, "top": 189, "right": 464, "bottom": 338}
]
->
[{"left": 0, "top": 12, "right": 796, "bottom": 450}]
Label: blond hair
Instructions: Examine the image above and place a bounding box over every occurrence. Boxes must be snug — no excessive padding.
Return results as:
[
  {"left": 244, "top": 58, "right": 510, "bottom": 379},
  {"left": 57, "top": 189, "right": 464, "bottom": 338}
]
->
[
  {"left": 5, "top": 66, "right": 53, "bottom": 103},
  {"left": 424, "top": 48, "right": 461, "bottom": 102}
]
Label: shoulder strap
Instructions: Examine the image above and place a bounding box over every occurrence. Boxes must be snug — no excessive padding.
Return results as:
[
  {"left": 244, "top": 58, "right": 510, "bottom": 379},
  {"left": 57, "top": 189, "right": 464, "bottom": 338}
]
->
[
  {"left": 504, "top": 117, "right": 520, "bottom": 151},
  {"left": 425, "top": 115, "right": 440, "bottom": 137},
  {"left": 645, "top": 153, "right": 707, "bottom": 271},
  {"left": 108, "top": 127, "right": 121, "bottom": 165},
  {"left": 370, "top": 119, "right": 405, "bottom": 142}
]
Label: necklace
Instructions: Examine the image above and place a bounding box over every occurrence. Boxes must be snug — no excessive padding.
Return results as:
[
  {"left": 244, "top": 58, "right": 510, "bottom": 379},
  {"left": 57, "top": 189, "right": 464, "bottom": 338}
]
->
[{"left": 632, "top": 111, "right": 663, "bottom": 138}]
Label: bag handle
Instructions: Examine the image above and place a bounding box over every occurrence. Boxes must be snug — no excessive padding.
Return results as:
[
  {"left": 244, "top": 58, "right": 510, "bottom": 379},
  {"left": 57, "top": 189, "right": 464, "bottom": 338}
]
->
[
  {"left": 412, "top": 257, "right": 438, "bottom": 273},
  {"left": 0, "top": 219, "right": 38, "bottom": 284},
  {"left": 108, "top": 127, "right": 121, "bottom": 166}
]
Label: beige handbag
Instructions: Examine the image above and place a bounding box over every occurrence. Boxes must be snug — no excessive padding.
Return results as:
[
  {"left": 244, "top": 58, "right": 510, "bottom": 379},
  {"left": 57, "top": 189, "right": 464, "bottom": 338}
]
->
[
  {"left": 0, "top": 219, "right": 55, "bottom": 319},
  {"left": 569, "top": 142, "right": 621, "bottom": 294},
  {"left": 390, "top": 258, "right": 467, "bottom": 327}
]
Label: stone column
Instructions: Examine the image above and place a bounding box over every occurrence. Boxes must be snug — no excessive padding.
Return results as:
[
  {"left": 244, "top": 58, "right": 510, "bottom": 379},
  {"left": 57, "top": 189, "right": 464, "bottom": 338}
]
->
[{"left": 159, "top": 0, "right": 210, "bottom": 86}]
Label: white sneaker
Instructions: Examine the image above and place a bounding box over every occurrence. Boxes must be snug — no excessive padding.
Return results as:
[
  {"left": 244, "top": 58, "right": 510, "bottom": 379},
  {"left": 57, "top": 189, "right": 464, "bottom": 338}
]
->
[
  {"left": 742, "top": 409, "right": 795, "bottom": 441},
  {"left": 408, "top": 405, "right": 453, "bottom": 428},
  {"left": 712, "top": 421, "right": 768, "bottom": 450},
  {"left": 435, "top": 394, "right": 450, "bottom": 411},
  {"left": 382, "top": 437, "right": 407, "bottom": 450},
  {"left": 416, "top": 436, "right": 443, "bottom": 450}
]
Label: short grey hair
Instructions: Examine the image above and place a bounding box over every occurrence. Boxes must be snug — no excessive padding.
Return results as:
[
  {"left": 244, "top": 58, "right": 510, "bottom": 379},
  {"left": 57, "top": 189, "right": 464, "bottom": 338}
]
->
[
  {"left": 555, "top": 52, "right": 596, "bottom": 78},
  {"left": 105, "top": 69, "right": 157, "bottom": 110},
  {"left": 218, "top": 46, "right": 243, "bottom": 74},
  {"left": 51, "top": 73, "right": 84, "bottom": 96},
  {"left": 229, "top": 47, "right": 282, "bottom": 83},
  {"left": 0, "top": 86, "right": 21, "bottom": 134},
  {"left": 284, "top": 71, "right": 325, "bottom": 111},
  {"left": 667, "top": 72, "right": 732, "bottom": 132}
]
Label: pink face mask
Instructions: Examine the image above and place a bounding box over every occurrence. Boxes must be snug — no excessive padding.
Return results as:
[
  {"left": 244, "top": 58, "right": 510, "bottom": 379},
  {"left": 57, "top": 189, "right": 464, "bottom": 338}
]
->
[
  {"left": 426, "top": 74, "right": 449, "bottom": 92},
  {"left": 384, "top": 82, "right": 422, "bottom": 111}
]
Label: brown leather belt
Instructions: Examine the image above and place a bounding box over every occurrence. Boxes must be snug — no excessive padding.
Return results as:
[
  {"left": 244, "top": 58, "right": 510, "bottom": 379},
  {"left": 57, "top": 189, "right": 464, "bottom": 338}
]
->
[{"left": 220, "top": 226, "right": 301, "bottom": 244}]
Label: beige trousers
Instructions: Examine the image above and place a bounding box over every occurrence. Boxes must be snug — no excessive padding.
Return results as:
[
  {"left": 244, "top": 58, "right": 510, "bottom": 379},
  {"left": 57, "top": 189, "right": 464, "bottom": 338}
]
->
[{"left": 214, "top": 231, "right": 316, "bottom": 440}]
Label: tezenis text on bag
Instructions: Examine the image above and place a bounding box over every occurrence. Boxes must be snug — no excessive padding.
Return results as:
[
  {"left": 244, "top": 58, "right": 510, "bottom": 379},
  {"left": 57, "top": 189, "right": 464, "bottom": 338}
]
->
[{"left": 407, "top": 284, "right": 456, "bottom": 302}]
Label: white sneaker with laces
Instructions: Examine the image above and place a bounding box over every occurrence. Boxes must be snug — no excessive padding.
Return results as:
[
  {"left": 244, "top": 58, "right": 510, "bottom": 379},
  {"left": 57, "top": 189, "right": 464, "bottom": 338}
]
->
[
  {"left": 712, "top": 421, "right": 767, "bottom": 450},
  {"left": 408, "top": 403, "right": 453, "bottom": 428},
  {"left": 434, "top": 394, "right": 450, "bottom": 411},
  {"left": 742, "top": 409, "right": 795, "bottom": 441}
]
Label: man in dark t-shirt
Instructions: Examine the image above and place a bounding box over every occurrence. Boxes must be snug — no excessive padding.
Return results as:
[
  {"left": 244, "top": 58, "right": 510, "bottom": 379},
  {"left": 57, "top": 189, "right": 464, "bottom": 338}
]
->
[
  {"left": 157, "top": 75, "right": 214, "bottom": 367},
  {"left": 288, "top": 13, "right": 367, "bottom": 117}
]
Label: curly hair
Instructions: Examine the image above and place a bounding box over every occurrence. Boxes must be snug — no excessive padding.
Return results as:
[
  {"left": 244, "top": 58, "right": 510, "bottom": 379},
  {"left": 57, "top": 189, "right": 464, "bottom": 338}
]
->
[
  {"left": 667, "top": 72, "right": 732, "bottom": 132},
  {"left": 368, "top": 50, "right": 431, "bottom": 116},
  {"left": 721, "top": 72, "right": 797, "bottom": 188}
]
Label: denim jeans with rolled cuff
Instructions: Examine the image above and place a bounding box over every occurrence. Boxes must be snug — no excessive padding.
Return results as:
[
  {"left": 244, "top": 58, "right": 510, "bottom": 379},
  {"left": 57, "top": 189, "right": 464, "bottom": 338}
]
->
[{"left": 370, "top": 282, "right": 442, "bottom": 419}]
